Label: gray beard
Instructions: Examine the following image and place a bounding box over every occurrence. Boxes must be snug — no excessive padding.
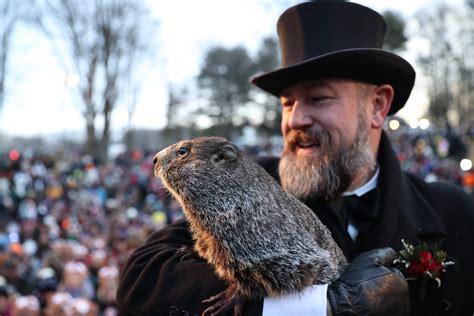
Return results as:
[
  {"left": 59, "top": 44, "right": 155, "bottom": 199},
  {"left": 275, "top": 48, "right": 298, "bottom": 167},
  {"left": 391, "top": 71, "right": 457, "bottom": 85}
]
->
[{"left": 279, "top": 117, "right": 376, "bottom": 201}]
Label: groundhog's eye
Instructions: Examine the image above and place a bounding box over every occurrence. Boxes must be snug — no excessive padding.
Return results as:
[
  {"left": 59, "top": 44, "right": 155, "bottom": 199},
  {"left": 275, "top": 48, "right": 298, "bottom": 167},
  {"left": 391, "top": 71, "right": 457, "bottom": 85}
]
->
[{"left": 177, "top": 146, "right": 189, "bottom": 156}]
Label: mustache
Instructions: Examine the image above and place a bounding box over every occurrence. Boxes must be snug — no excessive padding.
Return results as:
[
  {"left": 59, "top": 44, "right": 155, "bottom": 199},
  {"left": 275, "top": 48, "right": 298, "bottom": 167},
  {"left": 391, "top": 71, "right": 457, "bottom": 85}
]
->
[{"left": 285, "top": 129, "right": 331, "bottom": 151}]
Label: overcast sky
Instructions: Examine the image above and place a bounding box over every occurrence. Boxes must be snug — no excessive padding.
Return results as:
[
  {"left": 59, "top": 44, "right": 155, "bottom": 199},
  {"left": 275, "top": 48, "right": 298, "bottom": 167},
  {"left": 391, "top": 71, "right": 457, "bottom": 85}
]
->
[{"left": 0, "top": 0, "right": 461, "bottom": 139}]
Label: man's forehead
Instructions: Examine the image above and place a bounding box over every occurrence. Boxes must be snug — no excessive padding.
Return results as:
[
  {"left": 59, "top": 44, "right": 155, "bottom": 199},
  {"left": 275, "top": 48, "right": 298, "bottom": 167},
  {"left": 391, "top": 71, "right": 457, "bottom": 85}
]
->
[
  {"left": 280, "top": 78, "right": 375, "bottom": 98},
  {"left": 280, "top": 78, "right": 357, "bottom": 97}
]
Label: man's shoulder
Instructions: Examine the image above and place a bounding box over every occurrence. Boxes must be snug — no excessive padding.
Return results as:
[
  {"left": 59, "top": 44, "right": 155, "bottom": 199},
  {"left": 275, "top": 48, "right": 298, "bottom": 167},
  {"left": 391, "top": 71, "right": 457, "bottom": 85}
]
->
[
  {"left": 136, "top": 218, "right": 193, "bottom": 250},
  {"left": 405, "top": 171, "right": 471, "bottom": 200},
  {"left": 405, "top": 171, "right": 474, "bottom": 216}
]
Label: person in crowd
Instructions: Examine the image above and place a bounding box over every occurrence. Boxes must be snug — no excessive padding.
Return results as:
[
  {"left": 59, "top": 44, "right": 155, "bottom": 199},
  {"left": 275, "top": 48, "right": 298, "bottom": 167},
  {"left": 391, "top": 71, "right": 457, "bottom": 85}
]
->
[
  {"left": 116, "top": 1, "right": 474, "bottom": 315},
  {"left": 0, "top": 150, "right": 166, "bottom": 315},
  {"left": 0, "top": 277, "right": 13, "bottom": 316}
]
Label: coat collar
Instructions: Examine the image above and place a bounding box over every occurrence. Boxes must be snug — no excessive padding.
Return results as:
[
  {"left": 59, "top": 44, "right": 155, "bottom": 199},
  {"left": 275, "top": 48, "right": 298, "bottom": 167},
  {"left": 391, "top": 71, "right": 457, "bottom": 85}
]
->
[{"left": 358, "top": 132, "right": 447, "bottom": 251}]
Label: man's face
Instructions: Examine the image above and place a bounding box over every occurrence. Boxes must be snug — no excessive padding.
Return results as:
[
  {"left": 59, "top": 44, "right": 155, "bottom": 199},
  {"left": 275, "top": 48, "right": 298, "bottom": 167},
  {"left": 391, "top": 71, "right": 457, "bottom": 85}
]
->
[{"left": 278, "top": 78, "right": 376, "bottom": 200}]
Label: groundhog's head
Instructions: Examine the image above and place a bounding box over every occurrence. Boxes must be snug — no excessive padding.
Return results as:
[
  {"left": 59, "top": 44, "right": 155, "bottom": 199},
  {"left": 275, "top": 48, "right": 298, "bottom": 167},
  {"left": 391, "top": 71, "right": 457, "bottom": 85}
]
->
[{"left": 153, "top": 137, "right": 242, "bottom": 199}]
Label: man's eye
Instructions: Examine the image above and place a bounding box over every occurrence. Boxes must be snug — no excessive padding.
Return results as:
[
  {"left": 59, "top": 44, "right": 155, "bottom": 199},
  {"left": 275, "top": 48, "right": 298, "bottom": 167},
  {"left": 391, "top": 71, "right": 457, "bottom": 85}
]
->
[
  {"left": 309, "top": 96, "right": 327, "bottom": 103},
  {"left": 177, "top": 147, "right": 188, "bottom": 156}
]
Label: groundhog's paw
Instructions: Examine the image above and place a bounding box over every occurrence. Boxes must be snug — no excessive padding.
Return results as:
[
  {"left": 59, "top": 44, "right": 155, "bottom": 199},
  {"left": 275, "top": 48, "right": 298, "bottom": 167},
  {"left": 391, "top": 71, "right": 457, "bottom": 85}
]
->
[{"left": 202, "top": 283, "right": 246, "bottom": 316}]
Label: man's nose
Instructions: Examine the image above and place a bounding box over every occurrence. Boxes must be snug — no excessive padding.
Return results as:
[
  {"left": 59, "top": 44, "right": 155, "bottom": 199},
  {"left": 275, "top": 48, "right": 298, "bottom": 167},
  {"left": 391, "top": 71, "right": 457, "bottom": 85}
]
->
[{"left": 288, "top": 102, "right": 313, "bottom": 130}]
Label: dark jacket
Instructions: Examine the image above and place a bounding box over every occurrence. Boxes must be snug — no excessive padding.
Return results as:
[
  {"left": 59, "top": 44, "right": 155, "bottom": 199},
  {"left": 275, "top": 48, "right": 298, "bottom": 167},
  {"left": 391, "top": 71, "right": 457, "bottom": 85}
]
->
[{"left": 117, "top": 133, "right": 474, "bottom": 315}]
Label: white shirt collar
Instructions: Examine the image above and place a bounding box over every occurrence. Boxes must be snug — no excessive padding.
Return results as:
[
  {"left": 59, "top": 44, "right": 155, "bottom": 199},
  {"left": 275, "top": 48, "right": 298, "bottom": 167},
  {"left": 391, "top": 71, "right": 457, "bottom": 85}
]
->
[{"left": 343, "top": 167, "right": 379, "bottom": 197}]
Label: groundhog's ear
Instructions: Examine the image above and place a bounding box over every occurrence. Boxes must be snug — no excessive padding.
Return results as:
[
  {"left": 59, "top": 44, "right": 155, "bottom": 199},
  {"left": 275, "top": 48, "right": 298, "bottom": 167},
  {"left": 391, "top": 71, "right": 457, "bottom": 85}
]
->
[{"left": 211, "top": 144, "right": 237, "bottom": 164}]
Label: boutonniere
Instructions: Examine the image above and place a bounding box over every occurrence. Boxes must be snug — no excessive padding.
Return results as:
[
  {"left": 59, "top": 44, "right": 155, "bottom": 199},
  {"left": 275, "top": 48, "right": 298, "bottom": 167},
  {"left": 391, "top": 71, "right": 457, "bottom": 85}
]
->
[{"left": 393, "top": 239, "right": 454, "bottom": 300}]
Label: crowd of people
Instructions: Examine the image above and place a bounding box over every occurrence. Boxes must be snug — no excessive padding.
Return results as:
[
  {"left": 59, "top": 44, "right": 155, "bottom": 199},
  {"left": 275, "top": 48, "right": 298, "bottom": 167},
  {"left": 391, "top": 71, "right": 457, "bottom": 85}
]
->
[
  {"left": 387, "top": 123, "right": 473, "bottom": 193},
  {"left": 0, "top": 149, "right": 181, "bottom": 315},
  {"left": 0, "top": 124, "right": 472, "bottom": 315}
]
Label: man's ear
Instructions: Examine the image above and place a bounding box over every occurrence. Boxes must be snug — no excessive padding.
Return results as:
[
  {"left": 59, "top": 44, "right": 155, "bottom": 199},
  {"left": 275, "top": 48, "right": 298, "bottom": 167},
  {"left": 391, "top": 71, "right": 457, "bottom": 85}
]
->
[
  {"left": 211, "top": 144, "right": 237, "bottom": 165},
  {"left": 370, "top": 84, "right": 394, "bottom": 129}
]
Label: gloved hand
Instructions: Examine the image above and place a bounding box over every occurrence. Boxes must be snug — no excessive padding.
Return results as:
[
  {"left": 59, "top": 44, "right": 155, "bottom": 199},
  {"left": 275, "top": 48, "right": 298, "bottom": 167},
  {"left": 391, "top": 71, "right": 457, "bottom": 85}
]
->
[{"left": 327, "top": 247, "right": 409, "bottom": 315}]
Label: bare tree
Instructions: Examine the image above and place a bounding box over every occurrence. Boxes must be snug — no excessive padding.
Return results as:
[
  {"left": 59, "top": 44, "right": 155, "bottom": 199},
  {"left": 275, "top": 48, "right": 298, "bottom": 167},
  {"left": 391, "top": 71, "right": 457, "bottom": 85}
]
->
[
  {"left": 0, "top": 0, "right": 31, "bottom": 114},
  {"left": 39, "top": 0, "right": 157, "bottom": 161},
  {"left": 166, "top": 84, "right": 190, "bottom": 129},
  {"left": 416, "top": 2, "right": 474, "bottom": 128},
  {"left": 455, "top": 1, "right": 474, "bottom": 128},
  {"left": 0, "top": 0, "right": 14, "bottom": 113},
  {"left": 416, "top": 4, "right": 456, "bottom": 127},
  {"left": 252, "top": 37, "right": 281, "bottom": 134}
]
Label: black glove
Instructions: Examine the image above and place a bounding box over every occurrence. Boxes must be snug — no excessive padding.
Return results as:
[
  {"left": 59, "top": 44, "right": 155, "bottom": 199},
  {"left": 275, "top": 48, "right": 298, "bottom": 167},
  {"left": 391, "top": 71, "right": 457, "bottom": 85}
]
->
[{"left": 327, "top": 247, "right": 410, "bottom": 315}]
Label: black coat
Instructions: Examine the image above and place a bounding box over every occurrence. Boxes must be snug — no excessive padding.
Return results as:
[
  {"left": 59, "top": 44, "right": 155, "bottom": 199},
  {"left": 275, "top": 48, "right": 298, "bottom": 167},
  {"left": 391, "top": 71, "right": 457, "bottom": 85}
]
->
[{"left": 117, "top": 133, "right": 474, "bottom": 315}]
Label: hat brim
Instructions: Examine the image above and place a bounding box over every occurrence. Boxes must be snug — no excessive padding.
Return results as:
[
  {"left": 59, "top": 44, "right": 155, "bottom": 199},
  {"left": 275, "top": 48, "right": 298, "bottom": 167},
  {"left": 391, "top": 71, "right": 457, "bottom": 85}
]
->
[{"left": 251, "top": 48, "right": 415, "bottom": 115}]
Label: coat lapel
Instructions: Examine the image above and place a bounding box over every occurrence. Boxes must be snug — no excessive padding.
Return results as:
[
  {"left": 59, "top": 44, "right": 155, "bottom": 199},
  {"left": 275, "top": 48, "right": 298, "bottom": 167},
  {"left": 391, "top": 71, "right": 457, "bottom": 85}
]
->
[{"left": 357, "top": 132, "right": 447, "bottom": 253}]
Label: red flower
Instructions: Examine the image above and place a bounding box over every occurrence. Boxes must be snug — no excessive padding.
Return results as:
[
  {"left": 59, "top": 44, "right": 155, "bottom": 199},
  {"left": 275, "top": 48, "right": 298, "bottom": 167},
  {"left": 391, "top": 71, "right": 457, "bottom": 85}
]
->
[
  {"left": 428, "top": 260, "right": 444, "bottom": 274},
  {"left": 419, "top": 251, "right": 432, "bottom": 264},
  {"left": 407, "top": 262, "right": 428, "bottom": 276},
  {"left": 394, "top": 239, "right": 454, "bottom": 296}
]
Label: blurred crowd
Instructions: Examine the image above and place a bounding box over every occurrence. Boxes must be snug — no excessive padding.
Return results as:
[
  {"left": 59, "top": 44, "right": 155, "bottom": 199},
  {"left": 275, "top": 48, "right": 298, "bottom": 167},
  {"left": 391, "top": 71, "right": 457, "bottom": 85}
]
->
[
  {"left": 0, "top": 149, "right": 181, "bottom": 315},
  {"left": 0, "top": 125, "right": 472, "bottom": 315},
  {"left": 387, "top": 125, "right": 474, "bottom": 193}
]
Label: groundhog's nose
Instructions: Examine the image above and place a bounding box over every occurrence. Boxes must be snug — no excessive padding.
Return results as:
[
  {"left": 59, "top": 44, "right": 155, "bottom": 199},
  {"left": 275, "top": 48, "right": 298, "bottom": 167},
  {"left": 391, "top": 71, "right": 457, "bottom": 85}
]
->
[{"left": 153, "top": 152, "right": 162, "bottom": 167}]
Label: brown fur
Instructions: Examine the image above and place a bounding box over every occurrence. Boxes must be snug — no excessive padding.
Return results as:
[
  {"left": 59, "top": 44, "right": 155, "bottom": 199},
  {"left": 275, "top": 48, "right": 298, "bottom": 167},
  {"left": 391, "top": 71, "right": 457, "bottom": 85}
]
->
[{"left": 153, "top": 137, "right": 347, "bottom": 301}]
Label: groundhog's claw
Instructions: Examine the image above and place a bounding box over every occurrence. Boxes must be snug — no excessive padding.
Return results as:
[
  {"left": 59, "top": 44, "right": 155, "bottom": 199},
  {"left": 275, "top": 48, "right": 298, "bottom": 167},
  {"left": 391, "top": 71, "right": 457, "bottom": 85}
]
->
[
  {"left": 202, "top": 284, "right": 245, "bottom": 316},
  {"left": 175, "top": 245, "right": 197, "bottom": 261}
]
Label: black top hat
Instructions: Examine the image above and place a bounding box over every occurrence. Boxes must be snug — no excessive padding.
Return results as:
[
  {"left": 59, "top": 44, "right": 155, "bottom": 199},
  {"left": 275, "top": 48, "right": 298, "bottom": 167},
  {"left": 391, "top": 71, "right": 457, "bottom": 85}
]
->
[{"left": 251, "top": 1, "right": 416, "bottom": 115}]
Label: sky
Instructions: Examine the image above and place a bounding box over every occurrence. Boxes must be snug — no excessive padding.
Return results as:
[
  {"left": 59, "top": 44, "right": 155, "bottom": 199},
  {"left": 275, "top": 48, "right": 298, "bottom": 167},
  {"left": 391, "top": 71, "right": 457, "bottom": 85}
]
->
[{"left": 0, "top": 0, "right": 462, "bottom": 140}]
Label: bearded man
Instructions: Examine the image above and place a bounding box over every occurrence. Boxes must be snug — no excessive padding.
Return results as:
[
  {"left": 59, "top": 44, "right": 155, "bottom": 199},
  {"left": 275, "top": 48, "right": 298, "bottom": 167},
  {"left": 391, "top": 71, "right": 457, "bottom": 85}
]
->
[
  {"left": 117, "top": 1, "right": 474, "bottom": 315},
  {"left": 278, "top": 80, "right": 376, "bottom": 201}
]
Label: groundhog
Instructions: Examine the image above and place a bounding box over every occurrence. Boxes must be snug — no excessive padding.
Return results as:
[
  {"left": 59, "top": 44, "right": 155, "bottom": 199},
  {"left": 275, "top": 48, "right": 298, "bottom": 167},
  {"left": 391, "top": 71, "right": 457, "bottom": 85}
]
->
[{"left": 153, "top": 136, "right": 347, "bottom": 315}]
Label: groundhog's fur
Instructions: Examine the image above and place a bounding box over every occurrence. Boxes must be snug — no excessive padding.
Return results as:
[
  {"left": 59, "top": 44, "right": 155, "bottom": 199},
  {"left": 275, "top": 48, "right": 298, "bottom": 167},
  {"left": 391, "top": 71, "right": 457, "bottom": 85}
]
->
[{"left": 153, "top": 137, "right": 347, "bottom": 301}]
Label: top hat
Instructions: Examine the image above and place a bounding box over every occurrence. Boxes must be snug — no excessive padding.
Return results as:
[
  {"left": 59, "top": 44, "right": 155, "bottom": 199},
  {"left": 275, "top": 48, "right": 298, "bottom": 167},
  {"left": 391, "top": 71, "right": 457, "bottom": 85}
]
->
[{"left": 251, "top": 1, "right": 416, "bottom": 114}]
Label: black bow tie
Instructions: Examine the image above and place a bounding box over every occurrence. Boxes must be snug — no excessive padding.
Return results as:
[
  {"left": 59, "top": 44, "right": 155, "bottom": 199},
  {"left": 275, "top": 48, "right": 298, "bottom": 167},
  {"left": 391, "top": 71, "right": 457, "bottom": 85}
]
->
[
  {"left": 324, "top": 189, "right": 379, "bottom": 235},
  {"left": 342, "top": 189, "right": 379, "bottom": 233}
]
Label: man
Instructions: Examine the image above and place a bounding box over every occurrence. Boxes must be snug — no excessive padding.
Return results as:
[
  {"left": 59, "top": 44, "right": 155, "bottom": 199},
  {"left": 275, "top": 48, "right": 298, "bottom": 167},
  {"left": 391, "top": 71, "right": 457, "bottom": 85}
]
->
[{"left": 117, "top": 1, "right": 474, "bottom": 315}]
